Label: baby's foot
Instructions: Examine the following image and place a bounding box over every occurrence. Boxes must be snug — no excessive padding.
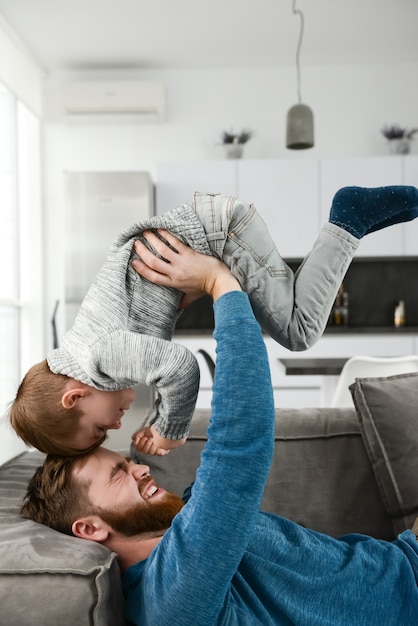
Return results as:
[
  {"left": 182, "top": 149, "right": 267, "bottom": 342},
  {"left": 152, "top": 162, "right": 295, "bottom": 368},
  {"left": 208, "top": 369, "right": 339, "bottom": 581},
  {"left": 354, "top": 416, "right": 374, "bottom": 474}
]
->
[{"left": 329, "top": 185, "right": 418, "bottom": 238}]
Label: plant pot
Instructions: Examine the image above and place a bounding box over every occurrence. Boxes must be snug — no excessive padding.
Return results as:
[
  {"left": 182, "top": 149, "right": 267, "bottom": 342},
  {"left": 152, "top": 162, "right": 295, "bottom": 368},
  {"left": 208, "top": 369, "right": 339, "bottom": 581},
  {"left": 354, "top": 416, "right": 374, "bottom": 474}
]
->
[
  {"left": 224, "top": 144, "right": 244, "bottom": 159},
  {"left": 388, "top": 138, "right": 411, "bottom": 155}
]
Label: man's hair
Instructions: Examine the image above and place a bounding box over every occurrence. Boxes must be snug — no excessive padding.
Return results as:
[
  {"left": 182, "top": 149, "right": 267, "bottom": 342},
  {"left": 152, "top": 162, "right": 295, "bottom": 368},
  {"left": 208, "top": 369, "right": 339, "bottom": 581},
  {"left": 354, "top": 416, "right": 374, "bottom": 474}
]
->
[
  {"left": 8, "top": 359, "right": 91, "bottom": 456},
  {"left": 20, "top": 454, "right": 93, "bottom": 535}
]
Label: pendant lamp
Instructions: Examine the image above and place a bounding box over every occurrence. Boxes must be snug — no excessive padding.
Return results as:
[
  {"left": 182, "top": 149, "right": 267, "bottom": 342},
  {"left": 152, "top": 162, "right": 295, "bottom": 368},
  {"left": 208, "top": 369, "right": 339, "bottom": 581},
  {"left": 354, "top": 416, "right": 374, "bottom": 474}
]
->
[{"left": 286, "top": 0, "right": 314, "bottom": 150}]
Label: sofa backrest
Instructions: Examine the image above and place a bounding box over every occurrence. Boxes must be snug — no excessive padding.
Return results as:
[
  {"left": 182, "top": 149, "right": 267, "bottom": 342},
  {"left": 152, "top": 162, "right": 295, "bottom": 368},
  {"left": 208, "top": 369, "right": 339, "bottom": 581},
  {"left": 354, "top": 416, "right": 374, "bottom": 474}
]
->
[{"left": 137, "top": 407, "right": 394, "bottom": 540}]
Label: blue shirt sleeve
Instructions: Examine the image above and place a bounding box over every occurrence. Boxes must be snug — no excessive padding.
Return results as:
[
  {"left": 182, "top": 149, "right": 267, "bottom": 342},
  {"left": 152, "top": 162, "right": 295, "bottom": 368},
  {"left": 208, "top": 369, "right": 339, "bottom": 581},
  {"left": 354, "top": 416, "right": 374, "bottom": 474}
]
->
[{"left": 123, "top": 291, "right": 275, "bottom": 626}]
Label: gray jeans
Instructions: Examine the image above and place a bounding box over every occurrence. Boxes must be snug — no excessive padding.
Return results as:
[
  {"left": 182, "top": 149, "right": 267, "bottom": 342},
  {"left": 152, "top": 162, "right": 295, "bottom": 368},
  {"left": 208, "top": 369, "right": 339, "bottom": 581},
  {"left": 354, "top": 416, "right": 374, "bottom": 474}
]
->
[
  {"left": 129, "top": 191, "right": 359, "bottom": 351},
  {"left": 193, "top": 192, "right": 359, "bottom": 351}
]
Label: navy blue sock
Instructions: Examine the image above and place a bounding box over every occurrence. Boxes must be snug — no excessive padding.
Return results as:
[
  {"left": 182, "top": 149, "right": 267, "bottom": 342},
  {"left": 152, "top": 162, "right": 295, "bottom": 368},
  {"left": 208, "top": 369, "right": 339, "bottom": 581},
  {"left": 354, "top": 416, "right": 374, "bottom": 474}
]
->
[{"left": 329, "top": 186, "right": 418, "bottom": 239}]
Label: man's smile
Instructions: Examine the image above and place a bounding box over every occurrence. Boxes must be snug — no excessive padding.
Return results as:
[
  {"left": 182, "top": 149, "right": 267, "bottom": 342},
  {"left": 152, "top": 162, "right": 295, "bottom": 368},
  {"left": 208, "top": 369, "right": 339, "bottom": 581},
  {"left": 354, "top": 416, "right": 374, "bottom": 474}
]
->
[{"left": 139, "top": 478, "right": 162, "bottom": 500}]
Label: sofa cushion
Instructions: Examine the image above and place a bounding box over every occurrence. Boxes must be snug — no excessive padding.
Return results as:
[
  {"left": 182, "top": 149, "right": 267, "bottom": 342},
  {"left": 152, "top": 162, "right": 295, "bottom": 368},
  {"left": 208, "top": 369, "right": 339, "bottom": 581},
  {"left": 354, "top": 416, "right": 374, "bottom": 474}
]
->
[
  {"left": 0, "top": 449, "right": 126, "bottom": 626},
  {"left": 350, "top": 371, "right": 418, "bottom": 536}
]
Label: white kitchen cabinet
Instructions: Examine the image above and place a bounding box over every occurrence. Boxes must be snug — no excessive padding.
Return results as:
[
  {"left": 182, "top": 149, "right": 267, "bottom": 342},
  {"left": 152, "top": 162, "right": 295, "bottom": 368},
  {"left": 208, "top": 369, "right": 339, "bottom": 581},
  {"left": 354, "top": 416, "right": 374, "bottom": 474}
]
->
[
  {"left": 402, "top": 155, "right": 418, "bottom": 255},
  {"left": 157, "top": 155, "right": 416, "bottom": 258},
  {"left": 156, "top": 159, "right": 321, "bottom": 258},
  {"left": 156, "top": 160, "right": 237, "bottom": 215},
  {"left": 297, "top": 334, "right": 415, "bottom": 358},
  {"left": 237, "top": 159, "right": 321, "bottom": 258},
  {"left": 157, "top": 158, "right": 320, "bottom": 258},
  {"left": 320, "top": 156, "right": 404, "bottom": 256}
]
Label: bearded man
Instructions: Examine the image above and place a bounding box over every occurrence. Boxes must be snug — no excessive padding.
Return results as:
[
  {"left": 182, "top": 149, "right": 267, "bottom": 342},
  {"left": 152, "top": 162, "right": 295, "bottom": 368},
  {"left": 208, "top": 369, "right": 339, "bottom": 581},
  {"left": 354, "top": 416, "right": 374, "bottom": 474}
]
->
[{"left": 21, "top": 232, "right": 418, "bottom": 626}]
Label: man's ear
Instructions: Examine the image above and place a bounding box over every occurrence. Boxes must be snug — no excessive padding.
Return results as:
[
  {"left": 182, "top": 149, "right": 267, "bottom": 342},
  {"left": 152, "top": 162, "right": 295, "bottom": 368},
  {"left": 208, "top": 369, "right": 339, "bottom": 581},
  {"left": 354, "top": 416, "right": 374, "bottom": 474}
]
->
[
  {"left": 72, "top": 516, "right": 110, "bottom": 543},
  {"left": 61, "top": 387, "right": 89, "bottom": 409}
]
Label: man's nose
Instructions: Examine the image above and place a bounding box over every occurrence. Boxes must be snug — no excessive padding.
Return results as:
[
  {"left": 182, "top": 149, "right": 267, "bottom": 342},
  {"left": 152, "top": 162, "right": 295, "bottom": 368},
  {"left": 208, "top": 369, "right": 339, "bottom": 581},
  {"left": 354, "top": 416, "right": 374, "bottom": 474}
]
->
[{"left": 128, "top": 463, "right": 150, "bottom": 479}]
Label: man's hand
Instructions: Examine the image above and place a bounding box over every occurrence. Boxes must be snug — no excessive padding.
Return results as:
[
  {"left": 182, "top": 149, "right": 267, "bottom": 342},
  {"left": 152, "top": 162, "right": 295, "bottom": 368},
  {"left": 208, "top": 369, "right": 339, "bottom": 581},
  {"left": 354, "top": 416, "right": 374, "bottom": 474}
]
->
[
  {"left": 131, "top": 424, "right": 186, "bottom": 456},
  {"left": 132, "top": 229, "right": 241, "bottom": 303}
]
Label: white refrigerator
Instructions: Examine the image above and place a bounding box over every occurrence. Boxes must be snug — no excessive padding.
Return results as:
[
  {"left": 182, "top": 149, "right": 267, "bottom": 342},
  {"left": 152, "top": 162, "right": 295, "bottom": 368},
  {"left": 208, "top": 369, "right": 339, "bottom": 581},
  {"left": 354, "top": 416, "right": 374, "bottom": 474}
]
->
[
  {"left": 64, "top": 170, "right": 154, "bottom": 327},
  {"left": 62, "top": 170, "right": 155, "bottom": 448}
]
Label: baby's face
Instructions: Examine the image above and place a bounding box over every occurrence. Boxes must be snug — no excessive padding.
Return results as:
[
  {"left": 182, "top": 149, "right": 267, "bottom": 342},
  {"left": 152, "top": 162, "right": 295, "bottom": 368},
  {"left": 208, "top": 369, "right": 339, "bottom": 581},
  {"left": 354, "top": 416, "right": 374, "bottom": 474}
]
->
[{"left": 70, "top": 387, "right": 135, "bottom": 451}]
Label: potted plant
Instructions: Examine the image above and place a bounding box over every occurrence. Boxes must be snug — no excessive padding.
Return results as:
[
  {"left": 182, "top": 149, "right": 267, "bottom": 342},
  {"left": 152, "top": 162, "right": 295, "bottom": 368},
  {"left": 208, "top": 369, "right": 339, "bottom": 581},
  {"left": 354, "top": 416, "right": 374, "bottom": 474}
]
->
[
  {"left": 381, "top": 124, "right": 418, "bottom": 155},
  {"left": 220, "top": 128, "right": 254, "bottom": 159}
]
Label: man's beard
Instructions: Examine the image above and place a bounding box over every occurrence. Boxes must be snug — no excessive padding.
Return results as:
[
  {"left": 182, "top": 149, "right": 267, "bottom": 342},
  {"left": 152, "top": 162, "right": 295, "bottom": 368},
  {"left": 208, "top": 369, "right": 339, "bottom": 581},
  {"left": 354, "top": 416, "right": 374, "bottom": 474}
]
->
[{"left": 97, "top": 491, "right": 184, "bottom": 537}]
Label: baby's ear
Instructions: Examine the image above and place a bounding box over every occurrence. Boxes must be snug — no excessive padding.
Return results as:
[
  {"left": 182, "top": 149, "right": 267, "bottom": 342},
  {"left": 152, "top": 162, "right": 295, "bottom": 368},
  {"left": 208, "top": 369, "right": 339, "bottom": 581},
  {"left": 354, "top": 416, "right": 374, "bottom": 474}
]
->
[{"left": 61, "top": 387, "right": 88, "bottom": 409}]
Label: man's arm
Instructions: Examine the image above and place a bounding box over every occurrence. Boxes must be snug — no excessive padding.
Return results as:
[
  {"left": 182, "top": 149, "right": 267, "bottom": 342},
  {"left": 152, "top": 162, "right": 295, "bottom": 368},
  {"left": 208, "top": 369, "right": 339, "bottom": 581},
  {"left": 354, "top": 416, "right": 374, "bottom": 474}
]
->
[{"left": 125, "top": 231, "right": 275, "bottom": 625}]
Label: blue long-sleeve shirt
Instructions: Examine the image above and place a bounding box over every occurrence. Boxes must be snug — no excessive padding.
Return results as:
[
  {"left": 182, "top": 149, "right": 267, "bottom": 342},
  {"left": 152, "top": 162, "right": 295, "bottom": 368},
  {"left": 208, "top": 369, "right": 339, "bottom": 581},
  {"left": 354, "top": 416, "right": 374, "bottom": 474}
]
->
[{"left": 123, "top": 291, "right": 418, "bottom": 626}]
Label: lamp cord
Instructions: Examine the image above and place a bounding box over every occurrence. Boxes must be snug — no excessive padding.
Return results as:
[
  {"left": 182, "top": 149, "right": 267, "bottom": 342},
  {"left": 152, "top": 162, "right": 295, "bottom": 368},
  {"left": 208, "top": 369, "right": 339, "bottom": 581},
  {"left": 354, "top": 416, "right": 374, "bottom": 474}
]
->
[{"left": 291, "top": 0, "right": 304, "bottom": 104}]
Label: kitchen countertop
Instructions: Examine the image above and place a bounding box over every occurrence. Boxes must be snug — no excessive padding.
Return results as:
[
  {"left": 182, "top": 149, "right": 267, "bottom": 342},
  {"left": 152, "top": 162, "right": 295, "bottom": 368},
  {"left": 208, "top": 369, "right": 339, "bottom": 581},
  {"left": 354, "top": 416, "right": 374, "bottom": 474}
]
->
[
  {"left": 279, "top": 358, "right": 347, "bottom": 376},
  {"left": 175, "top": 326, "right": 418, "bottom": 336},
  {"left": 324, "top": 326, "right": 418, "bottom": 334}
]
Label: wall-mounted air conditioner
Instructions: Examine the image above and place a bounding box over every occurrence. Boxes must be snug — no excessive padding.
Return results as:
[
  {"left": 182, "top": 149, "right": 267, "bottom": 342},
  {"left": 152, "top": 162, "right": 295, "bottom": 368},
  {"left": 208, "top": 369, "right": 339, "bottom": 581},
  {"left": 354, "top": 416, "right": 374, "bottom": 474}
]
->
[{"left": 58, "top": 80, "right": 165, "bottom": 123}]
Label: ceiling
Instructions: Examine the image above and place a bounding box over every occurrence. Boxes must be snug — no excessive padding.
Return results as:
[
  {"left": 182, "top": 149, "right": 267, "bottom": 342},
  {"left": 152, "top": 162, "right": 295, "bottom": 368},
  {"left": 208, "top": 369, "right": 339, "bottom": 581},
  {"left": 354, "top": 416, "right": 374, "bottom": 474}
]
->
[{"left": 0, "top": 0, "right": 417, "bottom": 72}]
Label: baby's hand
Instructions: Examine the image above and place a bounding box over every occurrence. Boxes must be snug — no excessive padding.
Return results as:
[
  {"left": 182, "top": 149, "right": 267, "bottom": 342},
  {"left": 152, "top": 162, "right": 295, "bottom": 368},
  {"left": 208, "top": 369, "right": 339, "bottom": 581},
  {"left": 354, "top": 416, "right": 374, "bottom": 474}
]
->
[
  {"left": 131, "top": 424, "right": 187, "bottom": 456},
  {"left": 132, "top": 426, "right": 170, "bottom": 456}
]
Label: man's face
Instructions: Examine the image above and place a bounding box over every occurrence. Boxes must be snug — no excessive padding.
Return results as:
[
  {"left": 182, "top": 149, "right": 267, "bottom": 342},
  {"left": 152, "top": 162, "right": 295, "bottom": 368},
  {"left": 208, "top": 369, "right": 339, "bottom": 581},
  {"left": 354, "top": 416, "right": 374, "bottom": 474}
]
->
[{"left": 74, "top": 447, "right": 184, "bottom": 536}]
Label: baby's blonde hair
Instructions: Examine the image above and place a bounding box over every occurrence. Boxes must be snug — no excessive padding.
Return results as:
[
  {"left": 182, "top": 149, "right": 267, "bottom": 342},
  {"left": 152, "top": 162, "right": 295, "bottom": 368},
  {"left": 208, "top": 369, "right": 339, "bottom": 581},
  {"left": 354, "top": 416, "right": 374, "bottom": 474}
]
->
[{"left": 9, "top": 360, "right": 102, "bottom": 456}]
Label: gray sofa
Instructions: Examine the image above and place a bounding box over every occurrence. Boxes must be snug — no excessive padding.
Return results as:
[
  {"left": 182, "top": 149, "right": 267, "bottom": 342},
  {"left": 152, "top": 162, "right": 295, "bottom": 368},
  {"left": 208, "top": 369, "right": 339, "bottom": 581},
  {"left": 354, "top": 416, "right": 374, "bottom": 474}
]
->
[{"left": 1, "top": 372, "right": 417, "bottom": 625}]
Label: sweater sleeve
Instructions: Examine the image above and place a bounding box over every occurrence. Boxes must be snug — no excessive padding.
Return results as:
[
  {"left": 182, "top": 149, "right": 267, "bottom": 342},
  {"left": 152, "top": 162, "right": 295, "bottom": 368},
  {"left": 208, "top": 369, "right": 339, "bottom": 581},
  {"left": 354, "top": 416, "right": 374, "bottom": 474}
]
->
[
  {"left": 92, "top": 331, "right": 200, "bottom": 440},
  {"left": 123, "top": 291, "right": 275, "bottom": 625}
]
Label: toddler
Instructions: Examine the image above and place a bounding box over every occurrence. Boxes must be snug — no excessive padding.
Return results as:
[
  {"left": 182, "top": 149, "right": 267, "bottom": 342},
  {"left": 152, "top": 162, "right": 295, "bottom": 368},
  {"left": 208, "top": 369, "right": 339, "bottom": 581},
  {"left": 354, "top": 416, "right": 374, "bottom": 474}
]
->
[{"left": 9, "top": 186, "right": 418, "bottom": 456}]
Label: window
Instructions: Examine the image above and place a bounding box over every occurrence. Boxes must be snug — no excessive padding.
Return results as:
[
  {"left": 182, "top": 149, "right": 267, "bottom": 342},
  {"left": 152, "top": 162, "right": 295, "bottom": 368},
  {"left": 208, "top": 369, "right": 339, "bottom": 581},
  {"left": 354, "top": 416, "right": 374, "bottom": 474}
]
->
[{"left": 0, "top": 82, "right": 42, "bottom": 422}]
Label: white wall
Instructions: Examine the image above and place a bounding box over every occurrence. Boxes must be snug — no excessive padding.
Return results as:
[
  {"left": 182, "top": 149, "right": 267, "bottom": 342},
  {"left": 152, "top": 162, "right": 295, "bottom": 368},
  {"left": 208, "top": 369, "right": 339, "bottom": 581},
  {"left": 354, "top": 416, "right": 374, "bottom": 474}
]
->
[{"left": 44, "top": 62, "right": 418, "bottom": 175}]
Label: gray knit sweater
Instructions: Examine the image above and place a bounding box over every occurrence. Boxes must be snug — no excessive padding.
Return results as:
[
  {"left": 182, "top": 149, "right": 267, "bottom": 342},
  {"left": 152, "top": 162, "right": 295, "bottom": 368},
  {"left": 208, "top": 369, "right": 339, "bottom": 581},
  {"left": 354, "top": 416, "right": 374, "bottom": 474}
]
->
[{"left": 48, "top": 204, "right": 212, "bottom": 440}]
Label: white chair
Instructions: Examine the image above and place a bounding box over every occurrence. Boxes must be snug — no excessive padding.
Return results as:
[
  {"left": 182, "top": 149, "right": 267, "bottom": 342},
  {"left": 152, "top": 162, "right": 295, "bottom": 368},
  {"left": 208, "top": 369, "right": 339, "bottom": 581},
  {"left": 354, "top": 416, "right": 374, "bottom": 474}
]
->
[{"left": 331, "top": 355, "right": 418, "bottom": 408}]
